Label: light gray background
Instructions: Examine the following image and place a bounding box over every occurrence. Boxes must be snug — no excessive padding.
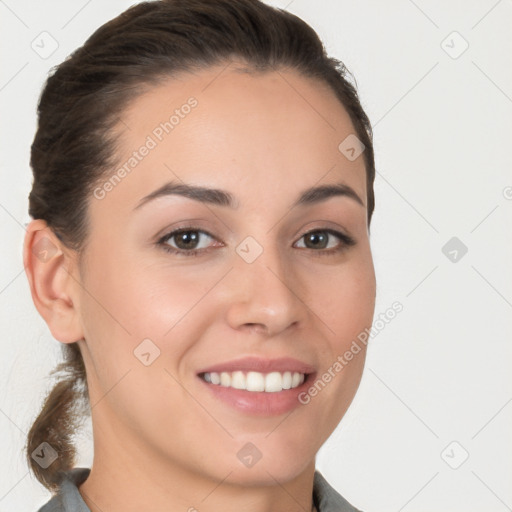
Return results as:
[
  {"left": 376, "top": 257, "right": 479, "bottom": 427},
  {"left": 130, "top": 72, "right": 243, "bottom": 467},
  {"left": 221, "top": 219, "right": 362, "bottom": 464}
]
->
[{"left": 1, "top": 1, "right": 511, "bottom": 511}]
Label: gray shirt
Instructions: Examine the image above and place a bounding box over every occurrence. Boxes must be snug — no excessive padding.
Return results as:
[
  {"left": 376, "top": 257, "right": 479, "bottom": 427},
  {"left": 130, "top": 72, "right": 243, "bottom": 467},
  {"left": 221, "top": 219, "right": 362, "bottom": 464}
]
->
[{"left": 36, "top": 468, "right": 362, "bottom": 512}]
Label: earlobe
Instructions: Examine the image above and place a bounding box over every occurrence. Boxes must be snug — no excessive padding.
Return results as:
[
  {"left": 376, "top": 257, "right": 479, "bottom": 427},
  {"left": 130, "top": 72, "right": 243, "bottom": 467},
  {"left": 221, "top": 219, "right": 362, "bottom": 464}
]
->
[{"left": 23, "top": 219, "right": 84, "bottom": 344}]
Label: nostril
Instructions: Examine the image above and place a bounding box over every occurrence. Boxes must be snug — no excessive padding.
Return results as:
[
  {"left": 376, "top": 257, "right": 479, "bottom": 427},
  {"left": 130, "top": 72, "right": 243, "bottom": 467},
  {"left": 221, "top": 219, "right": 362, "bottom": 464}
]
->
[{"left": 244, "top": 322, "right": 267, "bottom": 333}]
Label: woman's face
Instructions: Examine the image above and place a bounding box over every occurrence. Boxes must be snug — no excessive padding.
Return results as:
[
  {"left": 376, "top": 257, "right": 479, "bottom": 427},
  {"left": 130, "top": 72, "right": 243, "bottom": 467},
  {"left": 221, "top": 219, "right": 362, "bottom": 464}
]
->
[{"left": 74, "top": 63, "right": 376, "bottom": 484}]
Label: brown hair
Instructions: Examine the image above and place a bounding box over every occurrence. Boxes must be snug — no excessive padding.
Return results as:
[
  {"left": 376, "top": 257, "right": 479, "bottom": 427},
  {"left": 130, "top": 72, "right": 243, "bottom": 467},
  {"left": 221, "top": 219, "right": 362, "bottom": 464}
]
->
[{"left": 26, "top": 0, "right": 376, "bottom": 492}]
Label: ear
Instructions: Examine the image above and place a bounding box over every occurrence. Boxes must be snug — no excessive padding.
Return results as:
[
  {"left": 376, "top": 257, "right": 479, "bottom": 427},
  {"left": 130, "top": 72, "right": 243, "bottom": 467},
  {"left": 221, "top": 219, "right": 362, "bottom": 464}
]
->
[{"left": 23, "top": 219, "right": 84, "bottom": 344}]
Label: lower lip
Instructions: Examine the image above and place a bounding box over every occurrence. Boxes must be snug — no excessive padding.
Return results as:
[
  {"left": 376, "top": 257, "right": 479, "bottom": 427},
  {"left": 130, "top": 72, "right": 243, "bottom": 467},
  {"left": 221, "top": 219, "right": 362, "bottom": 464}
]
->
[{"left": 198, "top": 373, "right": 315, "bottom": 416}]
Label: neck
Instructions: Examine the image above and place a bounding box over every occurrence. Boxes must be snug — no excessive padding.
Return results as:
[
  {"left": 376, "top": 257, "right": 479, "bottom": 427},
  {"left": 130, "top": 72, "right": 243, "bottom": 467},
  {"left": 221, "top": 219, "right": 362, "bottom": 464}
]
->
[{"left": 78, "top": 418, "right": 317, "bottom": 512}]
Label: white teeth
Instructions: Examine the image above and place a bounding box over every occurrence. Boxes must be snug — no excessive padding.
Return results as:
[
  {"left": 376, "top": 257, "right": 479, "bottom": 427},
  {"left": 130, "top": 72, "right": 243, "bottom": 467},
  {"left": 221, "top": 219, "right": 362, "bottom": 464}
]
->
[
  {"left": 231, "top": 371, "right": 246, "bottom": 389},
  {"left": 246, "top": 371, "right": 265, "bottom": 391},
  {"left": 265, "top": 372, "right": 282, "bottom": 392},
  {"left": 220, "top": 372, "right": 231, "bottom": 387},
  {"left": 202, "top": 370, "right": 306, "bottom": 392}
]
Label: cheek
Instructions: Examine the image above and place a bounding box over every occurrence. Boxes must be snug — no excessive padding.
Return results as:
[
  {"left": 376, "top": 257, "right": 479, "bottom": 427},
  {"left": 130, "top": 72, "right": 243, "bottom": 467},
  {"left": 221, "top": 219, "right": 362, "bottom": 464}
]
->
[
  {"left": 82, "top": 244, "right": 219, "bottom": 340},
  {"left": 77, "top": 254, "right": 214, "bottom": 427},
  {"left": 298, "top": 250, "right": 375, "bottom": 411},
  {"left": 304, "top": 253, "right": 376, "bottom": 348},
  {"left": 78, "top": 252, "right": 231, "bottom": 420},
  {"left": 298, "top": 259, "right": 374, "bottom": 433}
]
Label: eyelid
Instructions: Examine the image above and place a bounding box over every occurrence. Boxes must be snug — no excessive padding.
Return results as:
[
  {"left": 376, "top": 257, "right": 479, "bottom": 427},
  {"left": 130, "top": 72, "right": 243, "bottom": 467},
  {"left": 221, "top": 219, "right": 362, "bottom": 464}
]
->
[{"left": 153, "top": 218, "right": 216, "bottom": 241}]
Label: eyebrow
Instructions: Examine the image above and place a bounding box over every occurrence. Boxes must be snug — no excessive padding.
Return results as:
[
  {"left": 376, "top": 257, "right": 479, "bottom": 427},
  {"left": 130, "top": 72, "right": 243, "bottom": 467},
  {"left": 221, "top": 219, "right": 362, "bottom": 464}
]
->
[{"left": 133, "top": 180, "right": 364, "bottom": 211}]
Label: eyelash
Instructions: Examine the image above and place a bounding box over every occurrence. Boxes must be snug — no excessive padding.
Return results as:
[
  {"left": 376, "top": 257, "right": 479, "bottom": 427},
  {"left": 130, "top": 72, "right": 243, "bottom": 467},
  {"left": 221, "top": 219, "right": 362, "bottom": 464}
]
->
[{"left": 157, "top": 226, "right": 356, "bottom": 258}]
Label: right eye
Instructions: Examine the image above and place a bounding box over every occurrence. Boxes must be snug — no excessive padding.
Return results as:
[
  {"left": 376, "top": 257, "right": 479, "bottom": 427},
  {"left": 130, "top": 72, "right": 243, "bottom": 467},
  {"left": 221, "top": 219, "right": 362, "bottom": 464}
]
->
[{"left": 157, "top": 228, "right": 220, "bottom": 256}]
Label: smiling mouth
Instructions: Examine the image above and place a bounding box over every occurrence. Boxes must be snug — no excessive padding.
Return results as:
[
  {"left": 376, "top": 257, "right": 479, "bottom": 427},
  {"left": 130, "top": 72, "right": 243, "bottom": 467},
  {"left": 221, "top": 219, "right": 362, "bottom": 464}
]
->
[{"left": 199, "top": 370, "right": 308, "bottom": 392}]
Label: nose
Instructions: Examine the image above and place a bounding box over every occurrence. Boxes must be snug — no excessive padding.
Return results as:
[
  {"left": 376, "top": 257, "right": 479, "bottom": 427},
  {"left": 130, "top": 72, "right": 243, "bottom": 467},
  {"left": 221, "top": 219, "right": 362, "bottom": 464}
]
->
[{"left": 223, "top": 244, "right": 305, "bottom": 337}]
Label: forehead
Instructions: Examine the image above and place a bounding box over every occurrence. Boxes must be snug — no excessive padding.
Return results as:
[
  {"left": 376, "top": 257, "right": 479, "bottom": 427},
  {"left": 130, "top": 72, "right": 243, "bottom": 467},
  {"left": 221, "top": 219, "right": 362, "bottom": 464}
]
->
[{"left": 100, "top": 63, "right": 367, "bottom": 213}]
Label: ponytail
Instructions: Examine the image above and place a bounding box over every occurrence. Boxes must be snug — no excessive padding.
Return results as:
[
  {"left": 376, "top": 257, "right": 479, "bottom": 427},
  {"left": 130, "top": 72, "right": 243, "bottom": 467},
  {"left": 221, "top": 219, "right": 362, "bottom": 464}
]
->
[{"left": 25, "top": 343, "right": 89, "bottom": 492}]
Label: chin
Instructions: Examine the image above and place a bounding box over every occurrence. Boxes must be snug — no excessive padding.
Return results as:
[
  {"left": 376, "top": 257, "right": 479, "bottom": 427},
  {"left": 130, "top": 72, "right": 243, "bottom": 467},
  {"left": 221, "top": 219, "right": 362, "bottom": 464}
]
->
[
  {"left": 225, "top": 459, "right": 314, "bottom": 488},
  {"left": 219, "top": 436, "right": 317, "bottom": 487}
]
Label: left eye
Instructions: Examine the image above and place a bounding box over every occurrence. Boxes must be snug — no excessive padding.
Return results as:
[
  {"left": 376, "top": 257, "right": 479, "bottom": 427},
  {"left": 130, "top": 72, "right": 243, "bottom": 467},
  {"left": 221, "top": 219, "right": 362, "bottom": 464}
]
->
[{"left": 294, "top": 229, "right": 352, "bottom": 251}]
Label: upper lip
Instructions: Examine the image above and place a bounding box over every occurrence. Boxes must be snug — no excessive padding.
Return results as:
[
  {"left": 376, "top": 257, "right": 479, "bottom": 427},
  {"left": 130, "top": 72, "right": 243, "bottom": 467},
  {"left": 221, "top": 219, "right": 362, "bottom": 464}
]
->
[{"left": 197, "top": 356, "right": 316, "bottom": 375}]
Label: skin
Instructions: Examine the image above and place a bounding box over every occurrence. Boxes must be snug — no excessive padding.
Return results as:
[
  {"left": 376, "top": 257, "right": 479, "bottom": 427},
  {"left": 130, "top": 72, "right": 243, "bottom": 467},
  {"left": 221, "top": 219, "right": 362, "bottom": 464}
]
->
[{"left": 24, "top": 62, "right": 376, "bottom": 512}]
